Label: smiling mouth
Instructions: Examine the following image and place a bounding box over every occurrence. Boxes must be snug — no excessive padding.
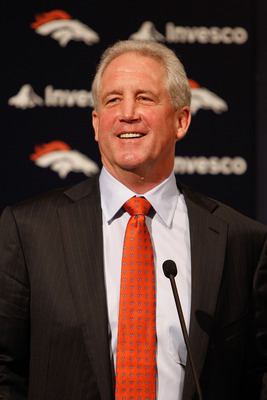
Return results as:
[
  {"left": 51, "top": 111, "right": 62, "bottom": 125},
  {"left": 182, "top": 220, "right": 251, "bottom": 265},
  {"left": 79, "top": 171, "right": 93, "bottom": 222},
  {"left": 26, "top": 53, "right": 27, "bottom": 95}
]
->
[{"left": 119, "top": 133, "right": 145, "bottom": 139}]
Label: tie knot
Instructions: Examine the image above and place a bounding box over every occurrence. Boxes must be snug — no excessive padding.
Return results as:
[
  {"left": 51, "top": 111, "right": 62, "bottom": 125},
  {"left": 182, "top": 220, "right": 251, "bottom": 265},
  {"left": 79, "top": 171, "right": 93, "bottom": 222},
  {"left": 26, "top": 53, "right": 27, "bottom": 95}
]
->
[{"left": 123, "top": 196, "right": 151, "bottom": 217}]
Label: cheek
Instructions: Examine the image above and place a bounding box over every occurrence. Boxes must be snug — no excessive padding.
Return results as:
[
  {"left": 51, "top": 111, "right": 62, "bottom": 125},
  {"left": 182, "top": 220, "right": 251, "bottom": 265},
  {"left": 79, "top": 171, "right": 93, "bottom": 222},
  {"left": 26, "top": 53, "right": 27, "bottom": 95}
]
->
[
  {"left": 98, "top": 112, "right": 117, "bottom": 133},
  {"left": 144, "top": 107, "right": 174, "bottom": 129},
  {"left": 148, "top": 115, "right": 173, "bottom": 140}
]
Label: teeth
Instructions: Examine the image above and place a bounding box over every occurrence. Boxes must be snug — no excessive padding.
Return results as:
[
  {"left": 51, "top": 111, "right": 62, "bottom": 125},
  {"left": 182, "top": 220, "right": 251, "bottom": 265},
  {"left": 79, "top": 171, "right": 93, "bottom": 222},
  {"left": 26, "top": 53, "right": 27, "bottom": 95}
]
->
[{"left": 119, "top": 133, "right": 143, "bottom": 138}]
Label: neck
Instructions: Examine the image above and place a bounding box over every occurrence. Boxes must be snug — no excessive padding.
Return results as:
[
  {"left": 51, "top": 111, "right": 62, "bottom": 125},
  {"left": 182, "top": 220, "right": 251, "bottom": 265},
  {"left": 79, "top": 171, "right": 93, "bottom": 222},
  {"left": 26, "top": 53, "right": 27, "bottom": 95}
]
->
[{"left": 104, "top": 165, "right": 172, "bottom": 194}]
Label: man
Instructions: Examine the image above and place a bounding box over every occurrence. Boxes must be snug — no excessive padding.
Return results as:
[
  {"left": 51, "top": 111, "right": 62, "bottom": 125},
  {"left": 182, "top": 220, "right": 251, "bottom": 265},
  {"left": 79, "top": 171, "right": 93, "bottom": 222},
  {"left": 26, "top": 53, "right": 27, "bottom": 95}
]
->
[{"left": 0, "top": 40, "right": 266, "bottom": 400}]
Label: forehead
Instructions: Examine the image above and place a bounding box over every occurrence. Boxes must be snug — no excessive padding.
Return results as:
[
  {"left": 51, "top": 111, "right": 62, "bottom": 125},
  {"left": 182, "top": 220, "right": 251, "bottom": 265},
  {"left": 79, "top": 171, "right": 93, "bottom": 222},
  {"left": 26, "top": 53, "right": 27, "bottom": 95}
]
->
[{"left": 100, "top": 53, "right": 167, "bottom": 89}]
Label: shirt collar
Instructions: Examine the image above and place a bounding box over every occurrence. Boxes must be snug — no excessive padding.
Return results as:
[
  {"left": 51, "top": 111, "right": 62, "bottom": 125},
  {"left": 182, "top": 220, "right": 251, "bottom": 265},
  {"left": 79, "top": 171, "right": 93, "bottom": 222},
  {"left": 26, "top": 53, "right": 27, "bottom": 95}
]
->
[{"left": 99, "top": 167, "right": 180, "bottom": 228}]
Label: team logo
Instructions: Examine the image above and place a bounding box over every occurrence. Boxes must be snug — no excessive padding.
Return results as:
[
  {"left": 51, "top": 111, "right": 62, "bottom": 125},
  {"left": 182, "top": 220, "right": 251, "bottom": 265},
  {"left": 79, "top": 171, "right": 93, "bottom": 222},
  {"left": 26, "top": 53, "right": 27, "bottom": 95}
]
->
[
  {"left": 30, "top": 9, "right": 99, "bottom": 47},
  {"left": 30, "top": 141, "right": 99, "bottom": 179},
  {"left": 129, "top": 21, "right": 165, "bottom": 41},
  {"left": 189, "top": 79, "right": 228, "bottom": 115}
]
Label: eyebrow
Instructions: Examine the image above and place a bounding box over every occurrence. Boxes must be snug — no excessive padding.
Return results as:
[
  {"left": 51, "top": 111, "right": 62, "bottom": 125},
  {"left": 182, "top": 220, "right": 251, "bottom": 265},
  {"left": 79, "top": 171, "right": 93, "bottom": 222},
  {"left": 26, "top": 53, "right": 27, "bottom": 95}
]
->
[
  {"left": 101, "top": 89, "right": 159, "bottom": 103},
  {"left": 101, "top": 90, "right": 122, "bottom": 103}
]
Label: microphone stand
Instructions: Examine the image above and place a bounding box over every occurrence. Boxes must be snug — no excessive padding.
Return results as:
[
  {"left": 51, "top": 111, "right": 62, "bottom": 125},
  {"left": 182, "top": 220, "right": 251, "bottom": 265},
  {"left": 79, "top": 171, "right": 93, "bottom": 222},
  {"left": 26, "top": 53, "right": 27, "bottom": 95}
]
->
[{"left": 168, "top": 272, "right": 203, "bottom": 400}]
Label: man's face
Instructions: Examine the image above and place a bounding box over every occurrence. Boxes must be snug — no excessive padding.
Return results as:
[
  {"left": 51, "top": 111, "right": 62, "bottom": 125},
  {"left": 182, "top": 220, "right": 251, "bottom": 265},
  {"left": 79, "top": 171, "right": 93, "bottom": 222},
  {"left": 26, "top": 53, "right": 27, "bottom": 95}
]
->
[{"left": 92, "top": 52, "right": 190, "bottom": 182}]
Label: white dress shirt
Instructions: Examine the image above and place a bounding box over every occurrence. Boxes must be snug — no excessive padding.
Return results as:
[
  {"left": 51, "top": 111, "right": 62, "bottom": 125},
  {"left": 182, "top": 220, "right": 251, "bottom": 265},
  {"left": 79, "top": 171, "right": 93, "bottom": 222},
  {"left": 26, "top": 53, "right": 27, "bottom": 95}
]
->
[{"left": 99, "top": 167, "right": 191, "bottom": 400}]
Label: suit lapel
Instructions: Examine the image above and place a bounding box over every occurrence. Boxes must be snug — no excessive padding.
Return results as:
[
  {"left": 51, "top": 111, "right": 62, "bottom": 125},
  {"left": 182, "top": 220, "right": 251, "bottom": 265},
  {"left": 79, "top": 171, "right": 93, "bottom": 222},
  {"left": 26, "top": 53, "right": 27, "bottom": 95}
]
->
[
  {"left": 57, "top": 176, "right": 113, "bottom": 400},
  {"left": 180, "top": 184, "right": 229, "bottom": 400}
]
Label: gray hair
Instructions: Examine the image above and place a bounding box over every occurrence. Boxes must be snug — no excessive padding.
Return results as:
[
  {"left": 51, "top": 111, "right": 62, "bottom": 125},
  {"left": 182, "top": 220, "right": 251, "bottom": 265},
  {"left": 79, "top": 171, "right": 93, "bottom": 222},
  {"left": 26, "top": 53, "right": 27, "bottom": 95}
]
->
[{"left": 91, "top": 40, "right": 191, "bottom": 111}]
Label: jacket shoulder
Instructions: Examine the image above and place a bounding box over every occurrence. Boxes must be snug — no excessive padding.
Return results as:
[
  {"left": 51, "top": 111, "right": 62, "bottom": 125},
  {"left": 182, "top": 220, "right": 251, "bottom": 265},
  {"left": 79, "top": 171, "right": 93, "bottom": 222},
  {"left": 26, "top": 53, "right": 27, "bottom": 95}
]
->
[
  {"left": 2, "top": 175, "right": 100, "bottom": 219},
  {"left": 178, "top": 179, "right": 267, "bottom": 234}
]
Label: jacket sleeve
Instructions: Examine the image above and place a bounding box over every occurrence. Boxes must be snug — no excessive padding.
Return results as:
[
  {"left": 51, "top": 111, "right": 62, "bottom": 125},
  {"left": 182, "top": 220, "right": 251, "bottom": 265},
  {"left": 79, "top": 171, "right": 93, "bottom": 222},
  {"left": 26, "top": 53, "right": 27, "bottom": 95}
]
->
[
  {"left": 0, "top": 207, "right": 30, "bottom": 399},
  {"left": 246, "top": 232, "right": 267, "bottom": 399},
  {"left": 254, "top": 235, "right": 267, "bottom": 399}
]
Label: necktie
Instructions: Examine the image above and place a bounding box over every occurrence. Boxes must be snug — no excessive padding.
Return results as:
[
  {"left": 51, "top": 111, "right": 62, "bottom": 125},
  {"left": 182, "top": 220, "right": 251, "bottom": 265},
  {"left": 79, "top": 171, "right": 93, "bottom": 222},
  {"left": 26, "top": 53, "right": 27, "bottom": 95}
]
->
[{"left": 115, "top": 196, "right": 157, "bottom": 400}]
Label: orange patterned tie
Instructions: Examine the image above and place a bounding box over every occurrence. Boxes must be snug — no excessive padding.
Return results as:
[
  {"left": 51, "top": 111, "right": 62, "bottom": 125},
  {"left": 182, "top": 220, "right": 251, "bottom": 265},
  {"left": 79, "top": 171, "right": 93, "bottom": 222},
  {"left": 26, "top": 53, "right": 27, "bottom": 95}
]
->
[{"left": 115, "top": 196, "right": 157, "bottom": 400}]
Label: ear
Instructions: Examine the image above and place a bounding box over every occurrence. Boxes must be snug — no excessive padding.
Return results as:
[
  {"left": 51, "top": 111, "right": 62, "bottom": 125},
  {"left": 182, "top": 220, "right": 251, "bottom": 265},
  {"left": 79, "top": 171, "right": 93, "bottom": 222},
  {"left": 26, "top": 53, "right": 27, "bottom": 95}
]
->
[
  {"left": 175, "top": 106, "right": 191, "bottom": 141},
  {"left": 92, "top": 110, "right": 99, "bottom": 142}
]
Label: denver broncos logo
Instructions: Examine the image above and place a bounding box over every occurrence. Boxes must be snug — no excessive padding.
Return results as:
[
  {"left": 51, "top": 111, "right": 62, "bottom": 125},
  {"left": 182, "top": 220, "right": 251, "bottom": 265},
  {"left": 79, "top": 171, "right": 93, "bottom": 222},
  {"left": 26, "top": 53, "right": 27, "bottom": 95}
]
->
[
  {"left": 189, "top": 79, "right": 228, "bottom": 115},
  {"left": 30, "top": 9, "right": 100, "bottom": 47},
  {"left": 30, "top": 140, "right": 99, "bottom": 178}
]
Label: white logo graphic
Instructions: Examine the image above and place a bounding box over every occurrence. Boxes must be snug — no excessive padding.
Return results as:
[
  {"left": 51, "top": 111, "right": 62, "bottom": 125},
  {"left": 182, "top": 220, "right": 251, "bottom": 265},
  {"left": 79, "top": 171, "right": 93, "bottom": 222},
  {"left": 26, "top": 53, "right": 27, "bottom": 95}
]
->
[
  {"left": 129, "top": 21, "right": 248, "bottom": 45},
  {"left": 129, "top": 21, "right": 165, "bottom": 41},
  {"left": 174, "top": 156, "right": 247, "bottom": 175},
  {"left": 8, "top": 84, "right": 44, "bottom": 109},
  {"left": 8, "top": 84, "right": 94, "bottom": 109},
  {"left": 165, "top": 23, "right": 248, "bottom": 45},
  {"left": 30, "top": 141, "right": 99, "bottom": 179},
  {"left": 8, "top": 82, "right": 228, "bottom": 116},
  {"left": 30, "top": 10, "right": 99, "bottom": 47},
  {"left": 189, "top": 80, "right": 228, "bottom": 115}
]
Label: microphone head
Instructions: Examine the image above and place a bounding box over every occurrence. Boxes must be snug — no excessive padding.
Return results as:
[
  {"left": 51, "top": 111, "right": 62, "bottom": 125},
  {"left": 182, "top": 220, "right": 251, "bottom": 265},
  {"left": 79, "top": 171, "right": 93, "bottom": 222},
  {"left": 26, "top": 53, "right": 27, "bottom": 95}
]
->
[{"left": 162, "top": 260, "right": 177, "bottom": 278}]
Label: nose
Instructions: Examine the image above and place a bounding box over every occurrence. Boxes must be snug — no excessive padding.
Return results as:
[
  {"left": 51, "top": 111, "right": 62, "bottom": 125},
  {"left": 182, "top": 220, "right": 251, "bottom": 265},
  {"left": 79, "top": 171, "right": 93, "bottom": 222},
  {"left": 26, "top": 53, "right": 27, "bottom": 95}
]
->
[{"left": 119, "top": 98, "right": 140, "bottom": 123}]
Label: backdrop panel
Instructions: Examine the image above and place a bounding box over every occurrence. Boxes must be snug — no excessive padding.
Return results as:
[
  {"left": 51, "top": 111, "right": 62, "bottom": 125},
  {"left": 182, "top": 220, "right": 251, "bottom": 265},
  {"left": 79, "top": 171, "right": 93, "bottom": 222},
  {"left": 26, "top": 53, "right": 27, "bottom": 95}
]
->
[{"left": 2, "top": 0, "right": 259, "bottom": 219}]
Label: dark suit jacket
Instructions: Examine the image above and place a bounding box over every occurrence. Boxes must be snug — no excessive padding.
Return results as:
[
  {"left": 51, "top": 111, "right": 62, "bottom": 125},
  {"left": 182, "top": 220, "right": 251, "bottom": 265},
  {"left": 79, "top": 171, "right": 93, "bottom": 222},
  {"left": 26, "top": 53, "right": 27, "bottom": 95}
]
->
[{"left": 0, "top": 174, "right": 266, "bottom": 400}]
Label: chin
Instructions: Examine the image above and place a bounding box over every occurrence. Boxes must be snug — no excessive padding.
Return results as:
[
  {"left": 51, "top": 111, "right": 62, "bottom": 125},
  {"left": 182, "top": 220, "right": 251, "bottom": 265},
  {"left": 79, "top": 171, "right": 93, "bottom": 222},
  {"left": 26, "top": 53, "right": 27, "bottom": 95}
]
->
[
  {"left": 120, "top": 164, "right": 143, "bottom": 172},
  {"left": 117, "top": 156, "right": 145, "bottom": 170}
]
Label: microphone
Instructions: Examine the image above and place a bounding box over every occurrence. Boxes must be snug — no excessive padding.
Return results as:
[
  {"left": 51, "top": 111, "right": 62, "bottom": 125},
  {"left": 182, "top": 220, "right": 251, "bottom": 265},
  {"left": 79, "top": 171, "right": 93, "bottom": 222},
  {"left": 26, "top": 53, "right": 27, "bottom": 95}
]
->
[{"left": 163, "top": 260, "right": 203, "bottom": 400}]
